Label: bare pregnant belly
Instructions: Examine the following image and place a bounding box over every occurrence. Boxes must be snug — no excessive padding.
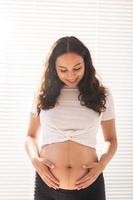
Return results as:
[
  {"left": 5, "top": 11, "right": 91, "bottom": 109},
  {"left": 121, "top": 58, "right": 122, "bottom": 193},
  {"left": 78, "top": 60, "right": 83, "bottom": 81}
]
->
[{"left": 39, "top": 140, "right": 99, "bottom": 189}]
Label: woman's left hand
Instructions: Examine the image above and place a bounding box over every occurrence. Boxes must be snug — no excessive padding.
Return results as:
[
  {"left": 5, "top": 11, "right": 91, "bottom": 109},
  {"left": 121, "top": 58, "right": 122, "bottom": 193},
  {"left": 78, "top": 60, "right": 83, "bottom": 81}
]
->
[{"left": 75, "top": 162, "right": 105, "bottom": 190}]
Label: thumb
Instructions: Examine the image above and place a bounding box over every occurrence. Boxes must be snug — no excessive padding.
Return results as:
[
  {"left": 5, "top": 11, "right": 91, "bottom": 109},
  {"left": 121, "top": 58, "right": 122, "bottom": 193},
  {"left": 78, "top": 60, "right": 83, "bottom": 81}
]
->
[
  {"left": 41, "top": 158, "right": 55, "bottom": 169},
  {"left": 82, "top": 162, "right": 97, "bottom": 169}
]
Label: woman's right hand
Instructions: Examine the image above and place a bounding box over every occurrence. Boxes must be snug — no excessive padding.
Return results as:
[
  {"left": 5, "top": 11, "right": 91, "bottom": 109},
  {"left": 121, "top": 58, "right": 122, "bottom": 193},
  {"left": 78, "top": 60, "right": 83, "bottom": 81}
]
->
[{"left": 32, "top": 156, "right": 60, "bottom": 190}]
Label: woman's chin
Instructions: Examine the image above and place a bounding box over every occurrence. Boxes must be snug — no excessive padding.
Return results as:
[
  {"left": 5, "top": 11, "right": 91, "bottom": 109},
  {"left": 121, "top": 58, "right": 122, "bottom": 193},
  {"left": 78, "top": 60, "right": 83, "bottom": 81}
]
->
[{"left": 64, "top": 79, "right": 79, "bottom": 88}]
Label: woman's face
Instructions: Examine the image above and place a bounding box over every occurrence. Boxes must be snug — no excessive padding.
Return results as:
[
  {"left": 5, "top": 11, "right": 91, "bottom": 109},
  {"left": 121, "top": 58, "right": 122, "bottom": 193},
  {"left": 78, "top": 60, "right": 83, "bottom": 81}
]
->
[{"left": 55, "top": 52, "right": 85, "bottom": 88}]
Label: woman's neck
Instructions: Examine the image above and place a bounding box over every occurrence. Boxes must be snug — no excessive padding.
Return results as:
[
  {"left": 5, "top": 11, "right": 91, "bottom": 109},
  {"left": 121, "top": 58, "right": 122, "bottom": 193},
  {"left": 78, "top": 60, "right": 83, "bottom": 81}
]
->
[{"left": 63, "top": 84, "right": 78, "bottom": 89}]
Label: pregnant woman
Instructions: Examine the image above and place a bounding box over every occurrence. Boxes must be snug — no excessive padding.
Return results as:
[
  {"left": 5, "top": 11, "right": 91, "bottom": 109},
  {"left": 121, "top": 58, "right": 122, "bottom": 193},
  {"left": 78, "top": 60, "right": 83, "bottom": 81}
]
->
[{"left": 25, "top": 36, "right": 118, "bottom": 200}]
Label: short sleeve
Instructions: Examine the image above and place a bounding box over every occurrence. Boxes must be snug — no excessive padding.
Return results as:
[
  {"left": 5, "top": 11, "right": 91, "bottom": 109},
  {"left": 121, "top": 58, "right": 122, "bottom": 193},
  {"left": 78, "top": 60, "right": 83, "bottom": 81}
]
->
[
  {"left": 30, "top": 89, "right": 38, "bottom": 114},
  {"left": 101, "top": 87, "right": 115, "bottom": 121}
]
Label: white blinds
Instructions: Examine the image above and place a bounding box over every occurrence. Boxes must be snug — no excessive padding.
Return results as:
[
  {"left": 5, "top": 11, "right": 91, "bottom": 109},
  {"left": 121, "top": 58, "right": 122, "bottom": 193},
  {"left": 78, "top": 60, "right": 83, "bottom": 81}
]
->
[{"left": 0, "top": 0, "right": 133, "bottom": 199}]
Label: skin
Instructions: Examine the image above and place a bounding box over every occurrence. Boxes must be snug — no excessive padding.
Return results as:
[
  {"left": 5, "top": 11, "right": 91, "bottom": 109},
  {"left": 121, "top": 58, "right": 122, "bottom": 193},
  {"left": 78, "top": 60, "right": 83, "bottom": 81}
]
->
[
  {"left": 25, "top": 52, "right": 117, "bottom": 190},
  {"left": 55, "top": 52, "right": 85, "bottom": 88}
]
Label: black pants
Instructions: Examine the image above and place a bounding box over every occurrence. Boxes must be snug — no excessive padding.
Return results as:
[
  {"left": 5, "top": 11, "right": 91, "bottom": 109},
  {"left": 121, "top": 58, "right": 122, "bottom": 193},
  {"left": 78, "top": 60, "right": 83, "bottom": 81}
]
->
[{"left": 34, "top": 171, "right": 106, "bottom": 200}]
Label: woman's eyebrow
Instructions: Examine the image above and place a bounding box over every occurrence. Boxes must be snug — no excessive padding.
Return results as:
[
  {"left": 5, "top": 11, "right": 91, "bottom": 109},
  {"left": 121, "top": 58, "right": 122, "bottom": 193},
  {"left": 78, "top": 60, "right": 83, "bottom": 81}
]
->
[{"left": 58, "top": 62, "right": 81, "bottom": 68}]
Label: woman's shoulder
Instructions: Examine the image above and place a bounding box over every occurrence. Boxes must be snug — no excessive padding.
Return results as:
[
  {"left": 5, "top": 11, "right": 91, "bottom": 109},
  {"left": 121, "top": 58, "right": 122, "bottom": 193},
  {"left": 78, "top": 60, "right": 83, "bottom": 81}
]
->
[{"left": 102, "top": 84, "right": 112, "bottom": 96}]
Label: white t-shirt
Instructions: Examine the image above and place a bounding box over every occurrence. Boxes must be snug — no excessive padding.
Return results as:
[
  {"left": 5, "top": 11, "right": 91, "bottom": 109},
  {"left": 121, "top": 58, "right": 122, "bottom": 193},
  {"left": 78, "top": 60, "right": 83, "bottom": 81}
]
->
[{"left": 30, "top": 86, "right": 115, "bottom": 149}]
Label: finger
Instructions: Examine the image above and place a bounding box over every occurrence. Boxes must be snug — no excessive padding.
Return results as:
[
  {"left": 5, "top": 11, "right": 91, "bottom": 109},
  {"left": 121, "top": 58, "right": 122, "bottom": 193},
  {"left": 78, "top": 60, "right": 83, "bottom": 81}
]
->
[
  {"left": 42, "top": 165, "right": 60, "bottom": 183},
  {"left": 46, "top": 180, "right": 59, "bottom": 190},
  {"left": 46, "top": 170, "right": 60, "bottom": 184},
  {"left": 76, "top": 179, "right": 90, "bottom": 188},
  {"left": 41, "top": 158, "right": 55, "bottom": 169},
  {"left": 75, "top": 173, "right": 96, "bottom": 185},
  {"left": 76, "top": 179, "right": 96, "bottom": 190},
  {"left": 38, "top": 169, "right": 60, "bottom": 187},
  {"left": 77, "top": 184, "right": 88, "bottom": 190},
  {"left": 43, "top": 176, "right": 59, "bottom": 189},
  {"left": 41, "top": 160, "right": 60, "bottom": 184},
  {"left": 45, "top": 174, "right": 60, "bottom": 186},
  {"left": 83, "top": 162, "right": 98, "bottom": 169},
  {"left": 43, "top": 180, "right": 52, "bottom": 188},
  {"left": 44, "top": 169, "right": 60, "bottom": 185},
  {"left": 75, "top": 173, "right": 92, "bottom": 184},
  {"left": 44, "top": 179, "right": 58, "bottom": 190},
  {"left": 37, "top": 171, "right": 58, "bottom": 190}
]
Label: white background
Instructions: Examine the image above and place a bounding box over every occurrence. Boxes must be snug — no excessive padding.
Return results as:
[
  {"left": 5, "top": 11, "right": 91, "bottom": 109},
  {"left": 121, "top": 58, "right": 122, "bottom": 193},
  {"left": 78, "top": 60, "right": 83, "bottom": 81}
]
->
[{"left": 0, "top": 0, "right": 133, "bottom": 199}]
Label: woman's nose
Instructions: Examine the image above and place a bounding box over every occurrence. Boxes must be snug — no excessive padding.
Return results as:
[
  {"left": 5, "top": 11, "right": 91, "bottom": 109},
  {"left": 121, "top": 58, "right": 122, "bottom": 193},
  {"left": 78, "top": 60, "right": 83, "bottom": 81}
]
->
[{"left": 67, "top": 72, "right": 76, "bottom": 79}]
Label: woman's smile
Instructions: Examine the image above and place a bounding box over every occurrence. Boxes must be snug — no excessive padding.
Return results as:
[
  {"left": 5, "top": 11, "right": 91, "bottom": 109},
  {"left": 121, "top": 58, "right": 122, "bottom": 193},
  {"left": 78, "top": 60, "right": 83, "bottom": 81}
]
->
[{"left": 66, "top": 78, "right": 78, "bottom": 84}]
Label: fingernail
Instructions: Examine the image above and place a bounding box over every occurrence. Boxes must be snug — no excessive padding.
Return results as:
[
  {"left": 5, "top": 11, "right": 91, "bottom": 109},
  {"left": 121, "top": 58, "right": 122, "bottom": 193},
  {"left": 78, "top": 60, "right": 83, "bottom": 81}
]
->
[
  {"left": 51, "top": 165, "right": 55, "bottom": 168},
  {"left": 82, "top": 165, "right": 86, "bottom": 168}
]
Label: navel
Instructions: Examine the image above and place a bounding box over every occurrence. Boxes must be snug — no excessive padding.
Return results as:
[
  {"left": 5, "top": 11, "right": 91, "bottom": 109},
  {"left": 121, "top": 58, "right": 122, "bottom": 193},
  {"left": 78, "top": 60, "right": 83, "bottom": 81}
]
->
[{"left": 66, "top": 164, "right": 72, "bottom": 169}]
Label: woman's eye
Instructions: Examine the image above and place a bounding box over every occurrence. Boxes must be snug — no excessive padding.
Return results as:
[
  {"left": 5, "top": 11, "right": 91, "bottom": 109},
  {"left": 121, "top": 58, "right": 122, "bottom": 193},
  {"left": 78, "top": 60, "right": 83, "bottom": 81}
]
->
[
  {"left": 60, "top": 68, "right": 80, "bottom": 73},
  {"left": 74, "top": 68, "right": 80, "bottom": 71},
  {"left": 60, "top": 70, "right": 67, "bottom": 72}
]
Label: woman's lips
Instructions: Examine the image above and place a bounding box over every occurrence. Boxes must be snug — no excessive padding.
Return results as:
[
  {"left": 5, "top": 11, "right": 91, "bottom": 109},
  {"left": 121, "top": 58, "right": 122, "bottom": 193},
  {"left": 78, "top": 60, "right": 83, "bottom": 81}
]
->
[{"left": 67, "top": 79, "right": 78, "bottom": 83}]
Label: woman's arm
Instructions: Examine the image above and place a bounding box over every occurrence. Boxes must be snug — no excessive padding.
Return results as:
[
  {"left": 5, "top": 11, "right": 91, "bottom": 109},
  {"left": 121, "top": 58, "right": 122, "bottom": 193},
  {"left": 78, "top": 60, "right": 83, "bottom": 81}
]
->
[
  {"left": 24, "top": 113, "right": 60, "bottom": 189},
  {"left": 74, "top": 118, "right": 118, "bottom": 189},
  {"left": 24, "top": 113, "right": 41, "bottom": 164},
  {"left": 99, "top": 118, "right": 118, "bottom": 169}
]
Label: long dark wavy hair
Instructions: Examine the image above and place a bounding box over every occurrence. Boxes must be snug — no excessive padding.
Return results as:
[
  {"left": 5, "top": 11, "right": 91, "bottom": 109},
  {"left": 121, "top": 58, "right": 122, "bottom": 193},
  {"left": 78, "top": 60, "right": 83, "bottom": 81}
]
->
[{"left": 34, "top": 36, "right": 108, "bottom": 117}]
